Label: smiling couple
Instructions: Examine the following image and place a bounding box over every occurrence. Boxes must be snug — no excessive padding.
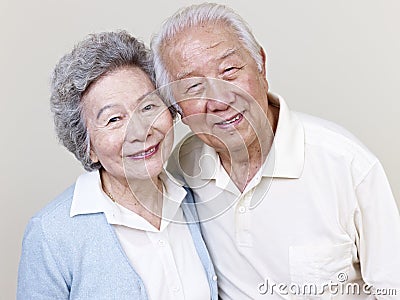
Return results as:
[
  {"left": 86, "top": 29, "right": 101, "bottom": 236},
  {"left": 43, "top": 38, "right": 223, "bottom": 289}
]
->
[{"left": 17, "top": 3, "right": 400, "bottom": 300}]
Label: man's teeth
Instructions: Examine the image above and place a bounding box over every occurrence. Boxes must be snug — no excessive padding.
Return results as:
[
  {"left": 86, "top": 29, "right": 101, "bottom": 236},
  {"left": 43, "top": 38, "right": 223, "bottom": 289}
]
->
[
  {"left": 132, "top": 147, "right": 156, "bottom": 158},
  {"left": 219, "top": 114, "right": 241, "bottom": 125}
]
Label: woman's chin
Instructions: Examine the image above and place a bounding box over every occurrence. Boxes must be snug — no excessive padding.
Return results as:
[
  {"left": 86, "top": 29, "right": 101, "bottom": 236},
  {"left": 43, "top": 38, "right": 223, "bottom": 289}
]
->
[{"left": 124, "top": 162, "right": 164, "bottom": 182}]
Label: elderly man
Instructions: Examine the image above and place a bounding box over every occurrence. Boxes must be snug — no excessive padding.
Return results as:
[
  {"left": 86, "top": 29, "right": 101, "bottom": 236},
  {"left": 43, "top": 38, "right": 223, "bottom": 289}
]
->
[{"left": 152, "top": 3, "right": 400, "bottom": 299}]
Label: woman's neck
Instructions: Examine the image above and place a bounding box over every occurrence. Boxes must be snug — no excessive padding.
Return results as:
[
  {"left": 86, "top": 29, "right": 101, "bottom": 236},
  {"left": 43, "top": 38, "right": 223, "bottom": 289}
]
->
[{"left": 100, "top": 170, "right": 163, "bottom": 229}]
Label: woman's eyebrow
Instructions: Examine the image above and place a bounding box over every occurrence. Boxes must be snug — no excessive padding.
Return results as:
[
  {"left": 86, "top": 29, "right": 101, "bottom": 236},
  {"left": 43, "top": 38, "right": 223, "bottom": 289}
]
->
[
  {"left": 96, "top": 104, "right": 116, "bottom": 120},
  {"left": 136, "top": 90, "right": 156, "bottom": 102},
  {"left": 96, "top": 91, "right": 156, "bottom": 120}
]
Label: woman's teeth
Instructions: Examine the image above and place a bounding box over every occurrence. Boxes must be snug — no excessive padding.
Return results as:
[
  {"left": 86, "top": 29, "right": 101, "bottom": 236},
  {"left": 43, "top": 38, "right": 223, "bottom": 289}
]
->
[{"left": 132, "top": 146, "right": 156, "bottom": 158}]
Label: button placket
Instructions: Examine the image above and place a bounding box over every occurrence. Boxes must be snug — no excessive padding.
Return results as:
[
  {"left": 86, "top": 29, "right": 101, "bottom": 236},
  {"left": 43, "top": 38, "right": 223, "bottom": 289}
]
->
[
  {"left": 147, "top": 231, "right": 184, "bottom": 299},
  {"left": 235, "top": 190, "right": 253, "bottom": 246}
]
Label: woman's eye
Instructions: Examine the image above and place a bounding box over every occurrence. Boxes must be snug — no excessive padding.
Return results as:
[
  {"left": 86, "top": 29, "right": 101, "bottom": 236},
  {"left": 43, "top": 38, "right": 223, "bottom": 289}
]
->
[
  {"left": 142, "top": 104, "right": 154, "bottom": 111},
  {"left": 108, "top": 116, "right": 121, "bottom": 123}
]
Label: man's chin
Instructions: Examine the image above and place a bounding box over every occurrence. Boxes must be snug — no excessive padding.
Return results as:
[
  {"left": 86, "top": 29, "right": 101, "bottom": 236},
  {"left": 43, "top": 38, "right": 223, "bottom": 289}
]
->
[{"left": 202, "top": 136, "right": 250, "bottom": 154}]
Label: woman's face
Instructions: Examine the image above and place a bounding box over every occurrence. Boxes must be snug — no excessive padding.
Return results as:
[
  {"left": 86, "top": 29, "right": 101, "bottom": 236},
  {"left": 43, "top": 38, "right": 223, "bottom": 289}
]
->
[{"left": 83, "top": 67, "right": 174, "bottom": 182}]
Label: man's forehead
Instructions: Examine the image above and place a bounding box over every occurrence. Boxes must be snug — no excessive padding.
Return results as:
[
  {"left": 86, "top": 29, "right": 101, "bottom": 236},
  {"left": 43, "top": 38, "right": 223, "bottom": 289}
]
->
[
  {"left": 162, "top": 23, "right": 244, "bottom": 77},
  {"left": 174, "top": 46, "right": 240, "bottom": 80},
  {"left": 164, "top": 22, "right": 238, "bottom": 53}
]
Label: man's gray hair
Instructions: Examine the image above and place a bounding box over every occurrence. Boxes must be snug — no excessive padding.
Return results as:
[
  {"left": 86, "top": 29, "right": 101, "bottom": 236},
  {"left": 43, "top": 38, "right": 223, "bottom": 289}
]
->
[
  {"left": 151, "top": 2, "right": 263, "bottom": 113},
  {"left": 50, "top": 31, "right": 154, "bottom": 171}
]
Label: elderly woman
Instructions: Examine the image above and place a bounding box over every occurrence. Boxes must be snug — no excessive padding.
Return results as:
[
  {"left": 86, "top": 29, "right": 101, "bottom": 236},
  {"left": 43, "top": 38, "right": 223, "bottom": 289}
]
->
[{"left": 17, "top": 31, "right": 217, "bottom": 299}]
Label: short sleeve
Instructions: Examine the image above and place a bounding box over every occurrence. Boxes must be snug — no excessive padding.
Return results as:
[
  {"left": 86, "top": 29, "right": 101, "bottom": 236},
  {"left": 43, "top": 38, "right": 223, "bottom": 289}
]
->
[{"left": 354, "top": 162, "right": 400, "bottom": 298}]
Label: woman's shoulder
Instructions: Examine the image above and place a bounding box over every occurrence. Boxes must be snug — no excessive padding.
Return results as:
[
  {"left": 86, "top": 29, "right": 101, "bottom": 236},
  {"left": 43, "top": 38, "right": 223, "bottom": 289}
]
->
[
  {"left": 28, "top": 182, "right": 108, "bottom": 236},
  {"left": 22, "top": 185, "right": 78, "bottom": 246},
  {"left": 23, "top": 183, "right": 110, "bottom": 253},
  {"left": 32, "top": 184, "right": 75, "bottom": 221}
]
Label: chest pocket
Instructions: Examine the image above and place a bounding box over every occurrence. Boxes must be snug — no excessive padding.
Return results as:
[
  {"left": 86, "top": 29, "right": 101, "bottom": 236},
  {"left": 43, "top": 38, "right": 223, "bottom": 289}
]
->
[{"left": 288, "top": 242, "right": 352, "bottom": 299}]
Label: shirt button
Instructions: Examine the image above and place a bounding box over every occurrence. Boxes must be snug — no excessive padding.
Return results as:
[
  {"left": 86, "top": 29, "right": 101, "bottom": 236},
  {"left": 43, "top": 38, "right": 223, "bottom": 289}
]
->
[
  {"left": 212, "top": 275, "right": 218, "bottom": 281},
  {"left": 158, "top": 239, "right": 165, "bottom": 247},
  {"left": 238, "top": 206, "right": 246, "bottom": 213},
  {"left": 172, "top": 286, "right": 180, "bottom": 292}
]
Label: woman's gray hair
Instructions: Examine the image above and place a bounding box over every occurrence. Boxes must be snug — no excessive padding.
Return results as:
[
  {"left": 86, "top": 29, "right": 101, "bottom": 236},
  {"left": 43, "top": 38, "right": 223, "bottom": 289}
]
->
[
  {"left": 151, "top": 2, "right": 263, "bottom": 114},
  {"left": 50, "top": 31, "right": 154, "bottom": 171}
]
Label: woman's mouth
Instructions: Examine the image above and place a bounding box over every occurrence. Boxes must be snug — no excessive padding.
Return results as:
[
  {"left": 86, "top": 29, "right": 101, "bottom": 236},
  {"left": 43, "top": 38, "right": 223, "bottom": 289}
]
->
[{"left": 127, "top": 143, "right": 159, "bottom": 160}]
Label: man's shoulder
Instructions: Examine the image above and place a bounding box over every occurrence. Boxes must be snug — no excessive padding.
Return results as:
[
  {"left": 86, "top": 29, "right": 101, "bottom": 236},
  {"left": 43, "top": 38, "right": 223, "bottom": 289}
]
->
[
  {"left": 170, "top": 133, "right": 207, "bottom": 168},
  {"left": 175, "top": 133, "right": 205, "bottom": 158},
  {"left": 294, "top": 111, "right": 378, "bottom": 169},
  {"left": 167, "top": 133, "right": 208, "bottom": 181}
]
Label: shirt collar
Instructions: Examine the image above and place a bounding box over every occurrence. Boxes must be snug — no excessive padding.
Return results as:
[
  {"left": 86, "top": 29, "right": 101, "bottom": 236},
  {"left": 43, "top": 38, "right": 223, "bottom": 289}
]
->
[
  {"left": 264, "top": 92, "right": 304, "bottom": 178},
  {"left": 70, "top": 170, "right": 187, "bottom": 232},
  {"left": 199, "top": 92, "right": 305, "bottom": 180},
  {"left": 70, "top": 170, "right": 114, "bottom": 218}
]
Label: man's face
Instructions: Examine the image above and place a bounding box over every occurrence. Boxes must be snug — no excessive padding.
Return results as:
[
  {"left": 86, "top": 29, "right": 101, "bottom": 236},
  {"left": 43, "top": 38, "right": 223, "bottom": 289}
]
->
[{"left": 162, "top": 22, "right": 270, "bottom": 153}]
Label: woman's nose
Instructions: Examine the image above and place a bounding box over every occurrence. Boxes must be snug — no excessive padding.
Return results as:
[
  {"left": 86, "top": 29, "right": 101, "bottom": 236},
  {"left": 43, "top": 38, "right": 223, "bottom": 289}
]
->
[{"left": 124, "top": 117, "right": 152, "bottom": 143}]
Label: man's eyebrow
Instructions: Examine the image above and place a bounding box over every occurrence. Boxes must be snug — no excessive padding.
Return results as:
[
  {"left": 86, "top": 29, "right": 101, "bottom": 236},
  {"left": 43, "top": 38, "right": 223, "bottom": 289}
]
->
[
  {"left": 176, "top": 70, "right": 192, "bottom": 81},
  {"left": 96, "top": 91, "right": 156, "bottom": 120},
  {"left": 218, "top": 47, "right": 238, "bottom": 60}
]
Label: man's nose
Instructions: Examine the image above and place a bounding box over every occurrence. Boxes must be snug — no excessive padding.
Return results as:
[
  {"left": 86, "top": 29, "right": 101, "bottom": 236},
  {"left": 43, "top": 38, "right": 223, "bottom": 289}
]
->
[
  {"left": 205, "top": 79, "right": 235, "bottom": 112},
  {"left": 206, "top": 99, "right": 230, "bottom": 112}
]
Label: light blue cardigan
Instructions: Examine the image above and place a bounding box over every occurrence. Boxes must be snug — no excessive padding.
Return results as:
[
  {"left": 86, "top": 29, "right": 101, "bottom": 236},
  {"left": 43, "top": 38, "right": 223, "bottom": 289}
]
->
[{"left": 17, "top": 184, "right": 218, "bottom": 299}]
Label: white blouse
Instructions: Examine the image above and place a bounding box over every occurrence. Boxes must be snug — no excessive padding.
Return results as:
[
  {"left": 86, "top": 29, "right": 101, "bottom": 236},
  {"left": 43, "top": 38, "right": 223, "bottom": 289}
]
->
[{"left": 70, "top": 170, "right": 210, "bottom": 300}]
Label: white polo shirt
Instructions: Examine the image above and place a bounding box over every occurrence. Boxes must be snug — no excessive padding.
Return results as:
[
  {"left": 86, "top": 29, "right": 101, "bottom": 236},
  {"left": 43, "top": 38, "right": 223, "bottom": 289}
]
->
[
  {"left": 168, "top": 93, "right": 400, "bottom": 299},
  {"left": 70, "top": 170, "right": 210, "bottom": 300}
]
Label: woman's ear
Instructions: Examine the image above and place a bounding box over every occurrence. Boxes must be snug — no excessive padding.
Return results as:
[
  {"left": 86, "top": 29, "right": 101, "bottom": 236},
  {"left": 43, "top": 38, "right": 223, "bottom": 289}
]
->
[{"left": 89, "top": 148, "right": 99, "bottom": 163}]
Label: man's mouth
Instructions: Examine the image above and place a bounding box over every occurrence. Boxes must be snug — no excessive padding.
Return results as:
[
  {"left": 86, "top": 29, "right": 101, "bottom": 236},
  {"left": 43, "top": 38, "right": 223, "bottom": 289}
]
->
[
  {"left": 127, "top": 144, "right": 159, "bottom": 160},
  {"left": 215, "top": 113, "right": 243, "bottom": 128}
]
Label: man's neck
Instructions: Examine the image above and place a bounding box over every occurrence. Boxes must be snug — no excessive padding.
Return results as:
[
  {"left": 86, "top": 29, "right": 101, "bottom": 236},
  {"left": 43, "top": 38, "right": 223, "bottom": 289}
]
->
[
  {"left": 219, "top": 104, "right": 279, "bottom": 192},
  {"left": 218, "top": 138, "right": 268, "bottom": 192}
]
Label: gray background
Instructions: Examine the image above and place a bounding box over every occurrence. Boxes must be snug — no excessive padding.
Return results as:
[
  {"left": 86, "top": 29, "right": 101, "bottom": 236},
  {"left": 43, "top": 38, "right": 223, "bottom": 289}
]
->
[{"left": 1, "top": 0, "right": 399, "bottom": 298}]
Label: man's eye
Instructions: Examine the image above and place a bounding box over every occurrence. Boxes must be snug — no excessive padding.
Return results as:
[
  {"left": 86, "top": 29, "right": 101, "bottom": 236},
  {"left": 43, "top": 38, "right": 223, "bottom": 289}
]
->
[
  {"left": 224, "top": 67, "right": 237, "bottom": 73},
  {"left": 224, "top": 66, "right": 244, "bottom": 74},
  {"left": 186, "top": 83, "right": 203, "bottom": 93}
]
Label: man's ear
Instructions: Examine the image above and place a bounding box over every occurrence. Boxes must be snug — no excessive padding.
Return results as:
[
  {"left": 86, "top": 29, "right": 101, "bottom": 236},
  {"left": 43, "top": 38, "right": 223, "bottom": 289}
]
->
[
  {"left": 259, "top": 47, "right": 269, "bottom": 94},
  {"left": 181, "top": 114, "right": 189, "bottom": 126},
  {"left": 260, "top": 47, "right": 267, "bottom": 76}
]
